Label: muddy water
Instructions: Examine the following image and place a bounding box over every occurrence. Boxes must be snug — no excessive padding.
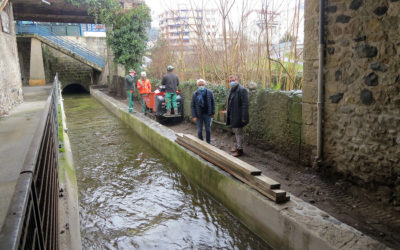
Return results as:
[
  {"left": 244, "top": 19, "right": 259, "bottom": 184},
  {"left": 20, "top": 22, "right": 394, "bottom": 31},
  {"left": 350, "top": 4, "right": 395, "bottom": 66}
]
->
[{"left": 64, "top": 94, "right": 271, "bottom": 250}]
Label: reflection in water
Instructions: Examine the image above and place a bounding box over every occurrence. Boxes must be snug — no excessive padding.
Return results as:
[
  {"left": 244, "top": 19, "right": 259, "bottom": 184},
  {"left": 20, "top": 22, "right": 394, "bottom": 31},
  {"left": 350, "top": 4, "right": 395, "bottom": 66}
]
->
[{"left": 64, "top": 94, "right": 270, "bottom": 249}]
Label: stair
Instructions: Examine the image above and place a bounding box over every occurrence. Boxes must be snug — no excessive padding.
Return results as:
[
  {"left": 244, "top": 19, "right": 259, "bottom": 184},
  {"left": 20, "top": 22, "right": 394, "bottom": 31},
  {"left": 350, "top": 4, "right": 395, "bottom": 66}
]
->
[{"left": 16, "top": 24, "right": 105, "bottom": 71}]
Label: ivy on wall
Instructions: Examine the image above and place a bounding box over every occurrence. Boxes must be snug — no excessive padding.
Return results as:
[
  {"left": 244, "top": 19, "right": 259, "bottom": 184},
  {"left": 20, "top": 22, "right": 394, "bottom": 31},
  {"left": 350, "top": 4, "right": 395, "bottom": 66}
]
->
[{"left": 67, "top": 0, "right": 151, "bottom": 71}]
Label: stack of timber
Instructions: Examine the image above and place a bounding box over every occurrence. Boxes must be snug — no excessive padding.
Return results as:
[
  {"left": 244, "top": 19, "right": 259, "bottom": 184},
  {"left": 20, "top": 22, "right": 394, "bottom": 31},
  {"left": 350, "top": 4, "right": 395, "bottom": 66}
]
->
[{"left": 176, "top": 134, "right": 290, "bottom": 203}]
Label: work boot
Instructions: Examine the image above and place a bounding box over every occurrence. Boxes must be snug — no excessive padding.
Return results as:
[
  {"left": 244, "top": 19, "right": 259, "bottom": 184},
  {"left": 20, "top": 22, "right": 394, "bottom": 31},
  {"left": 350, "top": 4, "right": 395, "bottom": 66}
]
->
[
  {"left": 230, "top": 147, "right": 238, "bottom": 152},
  {"left": 165, "top": 109, "right": 171, "bottom": 115},
  {"left": 232, "top": 149, "right": 243, "bottom": 157},
  {"left": 174, "top": 108, "right": 178, "bottom": 115}
]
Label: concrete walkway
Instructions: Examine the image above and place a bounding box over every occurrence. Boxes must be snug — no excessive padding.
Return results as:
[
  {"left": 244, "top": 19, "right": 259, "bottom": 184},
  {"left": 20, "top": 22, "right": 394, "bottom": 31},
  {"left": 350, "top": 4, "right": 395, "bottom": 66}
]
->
[{"left": 0, "top": 85, "right": 52, "bottom": 229}]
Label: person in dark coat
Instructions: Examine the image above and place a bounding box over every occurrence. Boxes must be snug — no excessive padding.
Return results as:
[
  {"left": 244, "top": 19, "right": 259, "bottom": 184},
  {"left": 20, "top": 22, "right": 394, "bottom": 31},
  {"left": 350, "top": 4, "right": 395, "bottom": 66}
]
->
[
  {"left": 191, "top": 79, "right": 215, "bottom": 144},
  {"left": 161, "top": 65, "right": 180, "bottom": 115},
  {"left": 125, "top": 69, "right": 136, "bottom": 113},
  {"left": 226, "top": 75, "right": 249, "bottom": 157}
]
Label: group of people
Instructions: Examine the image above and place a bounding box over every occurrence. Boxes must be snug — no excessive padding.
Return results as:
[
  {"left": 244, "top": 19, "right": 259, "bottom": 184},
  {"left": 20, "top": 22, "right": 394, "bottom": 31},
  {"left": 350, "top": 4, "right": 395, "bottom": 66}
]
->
[
  {"left": 190, "top": 75, "right": 249, "bottom": 157},
  {"left": 124, "top": 65, "right": 179, "bottom": 115},
  {"left": 125, "top": 66, "right": 249, "bottom": 157},
  {"left": 124, "top": 69, "right": 152, "bottom": 113}
]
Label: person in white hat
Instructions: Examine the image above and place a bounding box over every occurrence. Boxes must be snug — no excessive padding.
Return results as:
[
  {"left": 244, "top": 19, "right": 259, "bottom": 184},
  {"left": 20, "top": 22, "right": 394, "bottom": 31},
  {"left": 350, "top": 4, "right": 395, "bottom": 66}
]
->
[{"left": 136, "top": 71, "right": 152, "bottom": 113}]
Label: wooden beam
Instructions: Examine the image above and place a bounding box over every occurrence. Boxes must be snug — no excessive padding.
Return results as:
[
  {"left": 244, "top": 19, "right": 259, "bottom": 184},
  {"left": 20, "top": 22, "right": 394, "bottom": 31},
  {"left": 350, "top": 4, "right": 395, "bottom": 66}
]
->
[
  {"left": 176, "top": 134, "right": 290, "bottom": 203},
  {"left": 182, "top": 134, "right": 262, "bottom": 176}
]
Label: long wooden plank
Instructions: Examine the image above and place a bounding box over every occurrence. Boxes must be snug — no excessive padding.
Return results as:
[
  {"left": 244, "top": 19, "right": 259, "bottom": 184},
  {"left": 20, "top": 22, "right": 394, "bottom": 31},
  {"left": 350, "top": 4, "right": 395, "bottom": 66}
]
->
[
  {"left": 177, "top": 138, "right": 287, "bottom": 202},
  {"left": 184, "top": 134, "right": 257, "bottom": 170},
  {"left": 178, "top": 134, "right": 281, "bottom": 190},
  {"left": 179, "top": 136, "right": 259, "bottom": 179},
  {"left": 182, "top": 134, "right": 261, "bottom": 176},
  {"left": 176, "top": 136, "right": 289, "bottom": 203}
]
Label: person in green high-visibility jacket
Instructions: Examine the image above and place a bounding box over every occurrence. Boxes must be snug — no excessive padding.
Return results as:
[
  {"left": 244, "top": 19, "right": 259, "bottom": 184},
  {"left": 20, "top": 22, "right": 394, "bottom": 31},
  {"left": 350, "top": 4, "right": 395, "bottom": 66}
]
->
[
  {"left": 161, "top": 65, "right": 179, "bottom": 115},
  {"left": 125, "top": 69, "right": 136, "bottom": 113}
]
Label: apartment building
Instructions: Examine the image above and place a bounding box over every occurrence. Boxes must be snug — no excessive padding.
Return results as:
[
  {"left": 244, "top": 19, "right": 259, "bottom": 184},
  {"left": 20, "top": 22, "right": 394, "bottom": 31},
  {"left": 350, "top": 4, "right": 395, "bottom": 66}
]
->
[
  {"left": 120, "top": 0, "right": 143, "bottom": 10},
  {"left": 248, "top": 9, "right": 280, "bottom": 44},
  {"left": 158, "top": 7, "right": 219, "bottom": 51}
]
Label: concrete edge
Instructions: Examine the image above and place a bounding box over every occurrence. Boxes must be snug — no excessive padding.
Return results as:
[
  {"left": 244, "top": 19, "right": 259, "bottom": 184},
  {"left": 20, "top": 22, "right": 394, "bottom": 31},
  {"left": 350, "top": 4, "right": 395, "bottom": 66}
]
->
[
  {"left": 90, "top": 89, "right": 390, "bottom": 250},
  {"left": 58, "top": 93, "right": 82, "bottom": 250}
]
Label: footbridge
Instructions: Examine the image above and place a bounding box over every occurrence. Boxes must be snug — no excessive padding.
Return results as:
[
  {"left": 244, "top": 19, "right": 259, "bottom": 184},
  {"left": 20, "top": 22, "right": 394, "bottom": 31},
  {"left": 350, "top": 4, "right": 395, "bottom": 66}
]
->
[
  {"left": 10, "top": 0, "right": 104, "bottom": 88},
  {"left": 17, "top": 25, "right": 104, "bottom": 72}
]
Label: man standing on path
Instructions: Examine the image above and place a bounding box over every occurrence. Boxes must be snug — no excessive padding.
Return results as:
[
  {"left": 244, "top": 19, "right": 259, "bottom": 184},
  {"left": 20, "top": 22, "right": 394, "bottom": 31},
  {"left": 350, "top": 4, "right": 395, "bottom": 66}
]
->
[
  {"left": 125, "top": 69, "right": 136, "bottom": 113},
  {"left": 191, "top": 79, "right": 215, "bottom": 144},
  {"left": 161, "top": 65, "right": 179, "bottom": 115},
  {"left": 137, "top": 71, "right": 152, "bottom": 113},
  {"left": 226, "top": 75, "right": 249, "bottom": 157}
]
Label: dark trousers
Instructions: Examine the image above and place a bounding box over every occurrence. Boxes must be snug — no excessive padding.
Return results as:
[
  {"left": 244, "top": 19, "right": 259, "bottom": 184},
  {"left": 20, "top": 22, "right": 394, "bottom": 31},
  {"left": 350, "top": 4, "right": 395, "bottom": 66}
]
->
[{"left": 197, "top": 114, "right": 211, "bottom": 143}]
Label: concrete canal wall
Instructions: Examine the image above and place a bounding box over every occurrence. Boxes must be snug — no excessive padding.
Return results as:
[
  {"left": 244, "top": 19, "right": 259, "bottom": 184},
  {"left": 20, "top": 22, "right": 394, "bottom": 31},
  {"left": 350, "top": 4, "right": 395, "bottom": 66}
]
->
[
  {"left": 90, "top": 88, "right": 387, "bottom": 250},
  {"left": 58, "top": 93, "right": 82, "bottom": 250}
]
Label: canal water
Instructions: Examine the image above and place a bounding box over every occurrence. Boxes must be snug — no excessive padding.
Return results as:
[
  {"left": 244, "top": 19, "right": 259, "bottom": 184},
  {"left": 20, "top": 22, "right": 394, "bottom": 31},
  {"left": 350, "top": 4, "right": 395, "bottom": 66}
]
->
[{"left": 63, "top": 94, "right": 270, "bottom": 249}]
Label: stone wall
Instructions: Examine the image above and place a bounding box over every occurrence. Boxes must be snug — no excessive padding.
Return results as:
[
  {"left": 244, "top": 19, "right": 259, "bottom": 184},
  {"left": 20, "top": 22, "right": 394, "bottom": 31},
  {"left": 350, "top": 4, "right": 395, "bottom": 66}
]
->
[
  {"left": 302, "top": 0, "right": 320, "bottom": 164},
  {"left": 304, "top": 0, "right": 400, "bottom": 204},
  {"left": 180, "top": 84, "right": 303, "bottom": 162},
  {"left": 44, "top": 45, "right": 93, "bottom": 91},
  {"left": 246, "top": 90, "right": 303, "bottom": 161},
  {"left": 65, "top": 36, "right": 107, "bottom": 58},
  {"left": 0, "top": 3, "right": 23, "bottom": 116}
]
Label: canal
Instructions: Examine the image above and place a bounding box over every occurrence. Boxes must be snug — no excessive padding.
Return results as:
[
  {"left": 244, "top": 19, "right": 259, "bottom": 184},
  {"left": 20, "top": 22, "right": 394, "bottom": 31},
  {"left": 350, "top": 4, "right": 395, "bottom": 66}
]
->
[{"left": 63, "top": 94, "right": 271, "bottom": 249}]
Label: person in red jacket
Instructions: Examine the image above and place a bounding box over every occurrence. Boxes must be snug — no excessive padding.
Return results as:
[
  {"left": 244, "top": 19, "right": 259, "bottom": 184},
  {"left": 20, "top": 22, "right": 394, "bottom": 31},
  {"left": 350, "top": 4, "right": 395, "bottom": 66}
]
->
[{"left": 137, "top": 71, "right": 152, "bottom": 113}]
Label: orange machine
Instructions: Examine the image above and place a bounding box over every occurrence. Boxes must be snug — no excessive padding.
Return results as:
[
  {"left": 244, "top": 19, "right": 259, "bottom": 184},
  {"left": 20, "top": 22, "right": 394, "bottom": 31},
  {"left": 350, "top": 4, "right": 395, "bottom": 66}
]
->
[{"left": 142, "top": 87, "right": 183, "bottom": 123}]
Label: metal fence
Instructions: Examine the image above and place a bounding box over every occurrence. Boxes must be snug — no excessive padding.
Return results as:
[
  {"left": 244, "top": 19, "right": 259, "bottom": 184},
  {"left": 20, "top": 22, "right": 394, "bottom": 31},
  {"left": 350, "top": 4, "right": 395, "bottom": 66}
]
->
[
  {"left": 0, "top": 78, "right": 60, "bottom": 249},
  {"left": 16, "top": 23, "right": 105, "bottom": 68}
]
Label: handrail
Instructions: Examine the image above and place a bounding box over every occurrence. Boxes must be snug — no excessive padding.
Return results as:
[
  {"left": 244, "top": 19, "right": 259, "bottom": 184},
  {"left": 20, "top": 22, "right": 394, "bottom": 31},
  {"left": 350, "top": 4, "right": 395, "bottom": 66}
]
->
[
  {"left": 0, "top": 81, "right": 60, "bottom": 250},
  {"left": 16, "top": 24, "right": 105, "bottom": 68}
]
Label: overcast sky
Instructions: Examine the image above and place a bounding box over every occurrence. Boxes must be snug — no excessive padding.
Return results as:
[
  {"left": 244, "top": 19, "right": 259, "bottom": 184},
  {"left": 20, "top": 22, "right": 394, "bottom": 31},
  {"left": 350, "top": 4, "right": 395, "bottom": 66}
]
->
[{"left": 144, "top": 0, "right": 303, "bottom": 29}]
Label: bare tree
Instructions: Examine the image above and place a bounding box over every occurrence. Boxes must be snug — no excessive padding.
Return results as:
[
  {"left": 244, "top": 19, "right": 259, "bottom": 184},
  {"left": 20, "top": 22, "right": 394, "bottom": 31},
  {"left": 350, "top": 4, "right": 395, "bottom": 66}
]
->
[
  {"left": 148, "top": 38, "right": 176, "bottom": 79},
  {"left": 216, "top": 0, "right": 236, "bottom": 87},
  {"left": 149, "top": 0, "right": 304, "bottom": 90}
]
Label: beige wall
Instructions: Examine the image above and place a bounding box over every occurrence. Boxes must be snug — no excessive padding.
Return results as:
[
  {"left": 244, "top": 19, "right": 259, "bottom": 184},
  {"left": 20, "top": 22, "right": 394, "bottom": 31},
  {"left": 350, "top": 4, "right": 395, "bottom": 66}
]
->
[
  {"left": 65, "top": 36, "right": 107, "bottom": 58},
  {"left": 29, "top": 38, "right": 45, "bottom": 85},
  {"left": 304, "top": 0, "right": 400, "bottom": 203},
  {"left": 0, "top": 3, "right": 23, "bottom": 116}
]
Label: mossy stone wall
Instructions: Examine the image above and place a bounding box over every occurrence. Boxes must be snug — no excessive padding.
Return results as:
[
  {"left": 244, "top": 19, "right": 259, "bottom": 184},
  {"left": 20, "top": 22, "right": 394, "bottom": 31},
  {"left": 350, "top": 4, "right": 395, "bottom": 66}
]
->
[
  {"left": 180, "top": 84, "right": 303, "bottom": 162},
  {"left": 245, "top": 90, "right": 303, "bottom": 161}
]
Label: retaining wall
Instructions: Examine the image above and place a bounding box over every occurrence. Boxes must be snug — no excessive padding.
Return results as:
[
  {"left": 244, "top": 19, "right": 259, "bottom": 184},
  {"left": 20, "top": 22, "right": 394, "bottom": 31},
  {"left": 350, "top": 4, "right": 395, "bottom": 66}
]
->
[
  {"left": 43, "top": 46, "right": 93, "bottom": 91},
  {"left": 0, "top": 3, "right": 23, "bottom": 116},
  {"left": 180, "top": 84, "right": 303, "bottom": 162},
  {"left": 90, "top": 88, "right": 387, "bottom": 250},
  {"left": 58, "top": 91, "right": 82, "bottom": 250}
]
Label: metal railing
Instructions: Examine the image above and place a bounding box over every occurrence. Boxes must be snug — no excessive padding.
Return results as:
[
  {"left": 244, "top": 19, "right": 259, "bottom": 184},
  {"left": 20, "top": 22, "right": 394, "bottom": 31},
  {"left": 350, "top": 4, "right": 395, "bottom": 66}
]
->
[
  {"left": 0, "top": 78, "right": 60, "bottom": 249},
  {"left": 16, "top": 23, "right": 105, "bottom": 68}
]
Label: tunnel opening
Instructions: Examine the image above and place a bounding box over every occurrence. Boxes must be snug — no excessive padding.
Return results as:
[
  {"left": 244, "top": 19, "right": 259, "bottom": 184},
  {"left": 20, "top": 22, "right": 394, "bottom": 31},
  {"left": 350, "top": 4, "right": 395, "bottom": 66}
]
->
[{"left": 62, "top": 83, "right": 89, "bottom": 95}]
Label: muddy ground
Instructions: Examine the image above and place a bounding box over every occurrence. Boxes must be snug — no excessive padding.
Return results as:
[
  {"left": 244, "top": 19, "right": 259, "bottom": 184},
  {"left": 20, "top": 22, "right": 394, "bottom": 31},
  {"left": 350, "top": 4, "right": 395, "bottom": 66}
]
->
[{"left": 106, "top": 91, "right": 400, "bottom": 249}]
